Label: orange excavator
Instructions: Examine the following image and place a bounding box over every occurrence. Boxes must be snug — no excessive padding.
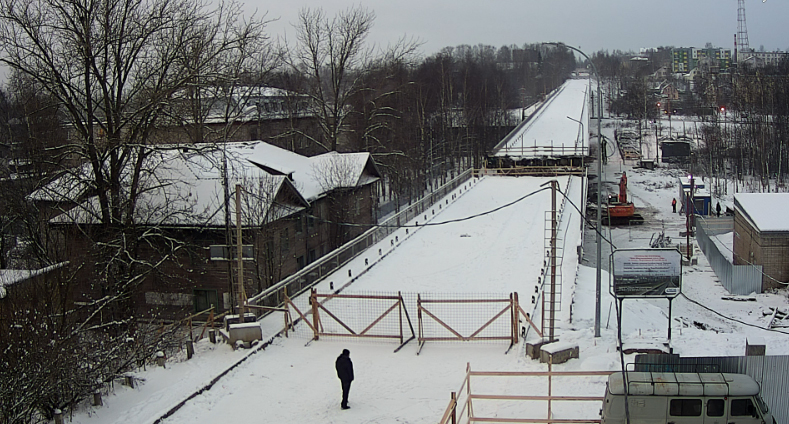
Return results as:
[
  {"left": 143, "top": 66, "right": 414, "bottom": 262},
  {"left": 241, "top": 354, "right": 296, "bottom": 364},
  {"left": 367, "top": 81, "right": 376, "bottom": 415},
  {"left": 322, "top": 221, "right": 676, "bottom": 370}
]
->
[{"left": 602, "top": 171, "right": 644, "bottom": 225}]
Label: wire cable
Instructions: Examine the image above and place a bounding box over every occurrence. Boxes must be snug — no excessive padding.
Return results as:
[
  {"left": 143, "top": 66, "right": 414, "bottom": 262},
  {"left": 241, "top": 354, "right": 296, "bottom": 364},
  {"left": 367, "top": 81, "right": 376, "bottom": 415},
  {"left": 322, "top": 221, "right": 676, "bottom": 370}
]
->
[{"left": 679, "top": 292, "right": 789, "bottom": 335}]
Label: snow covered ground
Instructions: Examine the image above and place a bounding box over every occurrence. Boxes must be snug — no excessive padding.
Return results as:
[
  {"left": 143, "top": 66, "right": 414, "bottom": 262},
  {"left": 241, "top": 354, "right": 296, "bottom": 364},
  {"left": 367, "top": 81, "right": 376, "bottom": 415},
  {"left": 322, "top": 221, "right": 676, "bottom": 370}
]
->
[{"left": 70, "top": 92, "right": 789, "bottom": 424}]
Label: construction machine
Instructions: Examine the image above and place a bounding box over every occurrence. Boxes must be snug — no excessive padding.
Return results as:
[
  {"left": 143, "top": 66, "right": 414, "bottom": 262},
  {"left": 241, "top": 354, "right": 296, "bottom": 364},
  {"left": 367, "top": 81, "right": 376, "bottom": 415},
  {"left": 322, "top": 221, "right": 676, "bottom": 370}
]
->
[{"left": 602, "top": 171, "right": 644, "bottom": 225}]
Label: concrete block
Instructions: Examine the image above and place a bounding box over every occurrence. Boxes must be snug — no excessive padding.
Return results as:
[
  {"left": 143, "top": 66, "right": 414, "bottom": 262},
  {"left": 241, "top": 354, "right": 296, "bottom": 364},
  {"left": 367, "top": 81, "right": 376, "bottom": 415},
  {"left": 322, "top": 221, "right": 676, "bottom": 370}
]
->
[
  {"left": 228, "top": 322, "right": 262, "bottom": 346},
  {"left": 539, "top": 341, "right": 579, "bottom": 364},
  {"left": 525, "top": 338, "right": 556, "bottom": 360}
]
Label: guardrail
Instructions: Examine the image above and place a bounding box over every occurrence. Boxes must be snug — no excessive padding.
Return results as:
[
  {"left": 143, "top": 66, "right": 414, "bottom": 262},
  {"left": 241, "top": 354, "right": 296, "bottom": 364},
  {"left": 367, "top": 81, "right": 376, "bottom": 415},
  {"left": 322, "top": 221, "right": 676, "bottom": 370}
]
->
[{"left": 248, "top": 169, "right": 476, "bottom": 310}]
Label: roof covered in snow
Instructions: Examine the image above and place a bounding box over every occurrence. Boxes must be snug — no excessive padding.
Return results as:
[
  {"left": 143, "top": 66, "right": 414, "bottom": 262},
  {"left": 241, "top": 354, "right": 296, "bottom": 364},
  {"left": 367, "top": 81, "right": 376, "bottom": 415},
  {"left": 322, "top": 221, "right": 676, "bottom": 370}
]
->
[
  {"left": 734, "top": 193, "right": 789, "bottom": 232},
  {"left": 0, "top": 262, "right": 69, "bottom": 297},
  {"left": 40, "top": 142, "right": 380, "bottom": 227}
]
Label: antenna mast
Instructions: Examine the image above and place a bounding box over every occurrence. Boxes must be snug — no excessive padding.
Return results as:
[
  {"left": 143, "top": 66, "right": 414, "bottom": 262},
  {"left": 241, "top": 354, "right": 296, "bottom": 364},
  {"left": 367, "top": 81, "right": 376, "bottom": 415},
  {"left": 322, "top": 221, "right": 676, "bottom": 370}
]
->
[{"left": 736, "top": 0, "right": 750, "bottom": 61}]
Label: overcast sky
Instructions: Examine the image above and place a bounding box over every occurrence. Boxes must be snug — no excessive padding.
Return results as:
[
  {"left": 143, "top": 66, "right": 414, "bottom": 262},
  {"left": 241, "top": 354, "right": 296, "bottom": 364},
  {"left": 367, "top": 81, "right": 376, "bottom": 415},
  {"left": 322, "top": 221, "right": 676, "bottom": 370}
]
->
[
  {"left": 2, "top": 1, "right": 786, "bottom": 83},
  {"left": 248, "top": 0, "right": 788, "bottom": 56}
]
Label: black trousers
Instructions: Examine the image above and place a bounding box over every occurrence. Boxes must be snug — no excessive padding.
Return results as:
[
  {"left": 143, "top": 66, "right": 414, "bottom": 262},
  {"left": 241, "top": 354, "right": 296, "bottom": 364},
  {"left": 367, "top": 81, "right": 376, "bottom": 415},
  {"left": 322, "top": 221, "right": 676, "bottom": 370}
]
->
[{"left": 341, "top": 379, "right": 352, "bottom": 407}]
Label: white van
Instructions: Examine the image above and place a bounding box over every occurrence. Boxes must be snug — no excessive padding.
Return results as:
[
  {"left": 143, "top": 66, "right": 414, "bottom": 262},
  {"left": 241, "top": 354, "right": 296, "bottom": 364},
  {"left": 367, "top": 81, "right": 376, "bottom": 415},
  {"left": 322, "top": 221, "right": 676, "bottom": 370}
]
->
[{"left": 601, "top": 372, "right": 774, "bottom": 424}]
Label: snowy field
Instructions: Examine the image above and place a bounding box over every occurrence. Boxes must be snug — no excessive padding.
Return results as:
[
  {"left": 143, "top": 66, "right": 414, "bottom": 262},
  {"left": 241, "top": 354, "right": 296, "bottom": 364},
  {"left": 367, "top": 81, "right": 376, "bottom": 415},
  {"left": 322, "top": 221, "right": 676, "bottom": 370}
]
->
[{"left": 70, "top": 88, "right": 789, "bottom": 424}]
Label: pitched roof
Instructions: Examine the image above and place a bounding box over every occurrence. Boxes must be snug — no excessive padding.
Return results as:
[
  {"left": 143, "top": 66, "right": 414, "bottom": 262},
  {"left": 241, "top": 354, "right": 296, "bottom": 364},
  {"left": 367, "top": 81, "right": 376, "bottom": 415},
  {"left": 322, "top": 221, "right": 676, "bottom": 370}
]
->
[
  {"left": 39, "top": 141, "right": 379, "bottom": 227},
  {"left": 735, "top": 193, "right": 789, "bottom": 232}
]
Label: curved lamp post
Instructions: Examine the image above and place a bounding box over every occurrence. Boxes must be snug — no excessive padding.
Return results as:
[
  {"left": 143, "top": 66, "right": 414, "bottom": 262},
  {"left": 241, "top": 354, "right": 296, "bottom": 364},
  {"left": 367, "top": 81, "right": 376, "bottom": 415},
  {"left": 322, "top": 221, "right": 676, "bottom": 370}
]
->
[{"left": 544, "top": 42, "right": 603, "bottom": 337}]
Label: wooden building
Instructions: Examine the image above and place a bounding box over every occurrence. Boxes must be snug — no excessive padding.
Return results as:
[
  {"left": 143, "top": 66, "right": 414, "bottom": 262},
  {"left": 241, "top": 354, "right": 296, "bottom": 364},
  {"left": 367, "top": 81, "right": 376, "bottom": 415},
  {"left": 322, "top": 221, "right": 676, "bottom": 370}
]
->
[{"left": 35, "top": 141, "right": 380, "bottom": 321}]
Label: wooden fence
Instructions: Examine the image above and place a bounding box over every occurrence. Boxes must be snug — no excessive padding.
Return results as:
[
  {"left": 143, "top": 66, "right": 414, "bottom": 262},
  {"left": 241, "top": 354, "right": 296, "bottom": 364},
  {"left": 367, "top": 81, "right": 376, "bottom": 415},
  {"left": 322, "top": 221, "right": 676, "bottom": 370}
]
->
[
  {"left": 417, "top": 293, "right": 541, "bottom": 354},
  {"left": 285, "top": 289, "right": 416, "bottom": 351},
  {"left": 439, "top": 364, "right": 614, "bottom": 424}
]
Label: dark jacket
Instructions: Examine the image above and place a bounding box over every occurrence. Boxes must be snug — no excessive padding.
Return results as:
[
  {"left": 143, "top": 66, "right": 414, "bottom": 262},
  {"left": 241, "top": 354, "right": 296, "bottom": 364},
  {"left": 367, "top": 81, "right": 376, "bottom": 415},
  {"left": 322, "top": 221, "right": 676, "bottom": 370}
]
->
[{"left": 335, "top": 352, "right": 354, "bottom": 382}]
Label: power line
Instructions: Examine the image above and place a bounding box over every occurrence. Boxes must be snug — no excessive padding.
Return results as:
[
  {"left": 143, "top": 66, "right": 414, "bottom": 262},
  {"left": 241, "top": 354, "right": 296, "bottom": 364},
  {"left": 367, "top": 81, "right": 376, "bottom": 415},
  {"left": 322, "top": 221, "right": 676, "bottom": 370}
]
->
[{"left": 679, "top": 292, "right": 789, "bottom": 335}]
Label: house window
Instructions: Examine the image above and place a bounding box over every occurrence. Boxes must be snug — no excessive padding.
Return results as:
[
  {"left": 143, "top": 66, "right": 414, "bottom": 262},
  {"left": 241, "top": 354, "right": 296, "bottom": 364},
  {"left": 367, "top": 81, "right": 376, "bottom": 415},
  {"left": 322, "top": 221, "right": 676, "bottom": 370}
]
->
[
  {"left": 295, "top": 215, "right": 303, "bottom": 234},
  {"left": 308, "top": 249, "right": 316, "bottom": 264},
  {"left": 194, "top": 289, "right": 219, "bottom": 313},
  {"left": 297, "top": 255, "right": 305, "bottom": 269},
  {"left": 280, "top": 229, "right": 289, "bottom": 253},
  {"left": 209, "top": 245, "right": 254, "bottom": 261}
]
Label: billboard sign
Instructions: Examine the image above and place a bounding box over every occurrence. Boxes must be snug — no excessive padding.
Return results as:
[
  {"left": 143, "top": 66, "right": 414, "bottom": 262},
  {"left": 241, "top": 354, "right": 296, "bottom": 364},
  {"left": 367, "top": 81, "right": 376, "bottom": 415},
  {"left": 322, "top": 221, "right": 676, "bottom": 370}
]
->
[{"left": 611, "top": 249, "right": 682, "bottom": 298}]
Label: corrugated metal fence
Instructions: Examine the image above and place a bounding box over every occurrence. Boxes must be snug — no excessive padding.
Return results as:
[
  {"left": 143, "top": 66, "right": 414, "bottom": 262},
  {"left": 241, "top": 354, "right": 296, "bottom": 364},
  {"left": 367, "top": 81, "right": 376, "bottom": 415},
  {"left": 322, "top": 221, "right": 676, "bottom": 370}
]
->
[
  {"left": 635, "top": 354, "right": 789, "bottom": 424},
  {"left": 696, "top": 216, "right": 763, "bottom": 295}
]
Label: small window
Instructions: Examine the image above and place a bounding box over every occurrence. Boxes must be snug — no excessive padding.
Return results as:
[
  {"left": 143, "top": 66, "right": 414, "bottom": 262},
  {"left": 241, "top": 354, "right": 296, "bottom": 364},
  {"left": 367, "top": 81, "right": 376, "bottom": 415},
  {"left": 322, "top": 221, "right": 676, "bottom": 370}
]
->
[
  {"left": 308, "top": 249, "right": 316, "bottom": 264},
  {"left": 731, "top": 399, "right": 758, "bottom": 417},
  {"left": 280, "top": 229, "right": 289, "bottom": 253},
  {"left": 707, "top": 399, "right": 725, "bottom": 417},
  {"left": 670, "top": 399, "right": 702, "bottom": 416},
  {"left": 297, "top": 255, "right": 305, "bottom": 269},
  {"left": 295, "top": 215, "right": 303, "bottom": 234}
]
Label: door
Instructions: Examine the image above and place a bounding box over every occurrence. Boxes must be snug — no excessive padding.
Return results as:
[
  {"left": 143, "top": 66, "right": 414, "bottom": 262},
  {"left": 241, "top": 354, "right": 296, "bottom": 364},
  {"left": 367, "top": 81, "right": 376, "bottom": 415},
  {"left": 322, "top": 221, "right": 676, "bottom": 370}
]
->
[
  {"left": 727, "top": 397, "right": 763, "bottom": 424},
  {"left": 668, "top": 398, "right": 703, "bottom": 424}
]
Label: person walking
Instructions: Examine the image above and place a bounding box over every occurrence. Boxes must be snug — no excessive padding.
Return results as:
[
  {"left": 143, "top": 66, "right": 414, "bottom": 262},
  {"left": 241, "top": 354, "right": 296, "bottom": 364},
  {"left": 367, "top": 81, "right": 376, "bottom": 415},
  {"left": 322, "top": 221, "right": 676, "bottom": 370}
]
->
[
  {"left": 716, "top": 202, "right": 721, "bottom": 217},
  {"left": 671, "top": 198, "right": 677, "bottom": 214},
  {"left": 335, "top": 349, "right": 354, "bottom": 410}
]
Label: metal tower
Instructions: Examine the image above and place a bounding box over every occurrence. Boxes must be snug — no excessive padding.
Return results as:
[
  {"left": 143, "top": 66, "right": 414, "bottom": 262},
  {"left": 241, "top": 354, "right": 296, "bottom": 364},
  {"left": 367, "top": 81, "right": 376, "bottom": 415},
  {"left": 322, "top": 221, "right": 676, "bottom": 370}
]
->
[{"left": 737, "top": 0, "right": 751, "bottom": 60}]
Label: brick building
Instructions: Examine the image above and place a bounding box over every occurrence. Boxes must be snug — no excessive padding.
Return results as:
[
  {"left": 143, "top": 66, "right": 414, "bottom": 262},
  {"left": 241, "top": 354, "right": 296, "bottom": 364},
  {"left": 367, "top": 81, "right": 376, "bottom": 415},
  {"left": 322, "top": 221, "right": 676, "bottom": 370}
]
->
[
  {"left": 38, "top": 141, "right": 380, "bottom": 320},
  {"left": 733, "top": 193, "right": 789, "bottom": 290}
]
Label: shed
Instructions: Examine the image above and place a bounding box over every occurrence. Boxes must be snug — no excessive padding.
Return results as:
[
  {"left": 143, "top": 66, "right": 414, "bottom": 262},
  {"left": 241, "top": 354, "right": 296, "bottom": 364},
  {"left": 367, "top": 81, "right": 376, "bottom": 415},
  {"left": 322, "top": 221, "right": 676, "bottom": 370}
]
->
[
  {"left": 733, "top": 193, "right": 789, "bottom": 290},
  {"left": 677, "top": 176, "right": 711, "bottom": 216}
]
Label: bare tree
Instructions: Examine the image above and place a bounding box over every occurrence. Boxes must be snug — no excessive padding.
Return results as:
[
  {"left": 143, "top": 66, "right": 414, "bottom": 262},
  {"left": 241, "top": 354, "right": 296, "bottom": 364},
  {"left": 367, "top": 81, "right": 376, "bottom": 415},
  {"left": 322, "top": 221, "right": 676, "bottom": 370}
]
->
[
  {"left": 0, "top": 0, "right": 268, "bottom": 420},
  {"left": 284, "top": 6, "right": 375, "bottom": 152}
]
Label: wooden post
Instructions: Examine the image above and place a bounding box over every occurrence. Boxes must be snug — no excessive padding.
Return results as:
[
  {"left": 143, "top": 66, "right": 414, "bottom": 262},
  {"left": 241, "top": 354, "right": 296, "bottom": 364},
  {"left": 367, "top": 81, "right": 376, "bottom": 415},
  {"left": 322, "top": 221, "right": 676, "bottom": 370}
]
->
[
  {"left": 186, "top": 341, "right": 194, "bottom": 360},
  {"left": 512, "top": 292, "right": 519, "bottom": 344},
  {"left": 235, "top": 184, "right": 247, "bottom": 319},
  {"left": 466, "top": 362, "right": 473, "bottom": 419},
  {"left": 417, "top": 294, "right": 423, "bottom": 343},
  {"left": 92, "top": 391, "right": 102, "bottom": 406},
  {"left": 451, "top": 391, "right": 457, "bottom": 424},
  {"left": 398, "top": 292, "right": 404, "bottom": 344},
  {"left": 53, "top": 409, "right": 63, "bottom": 424},
  {"left": 547, "top": 361, "right": 553, "bottom": 423},
  {"left": 208, "top": 329, "right": 216, "bottom": 344},
  {"left": 311, "top": 289, "right": 320, "bottom": 340}
]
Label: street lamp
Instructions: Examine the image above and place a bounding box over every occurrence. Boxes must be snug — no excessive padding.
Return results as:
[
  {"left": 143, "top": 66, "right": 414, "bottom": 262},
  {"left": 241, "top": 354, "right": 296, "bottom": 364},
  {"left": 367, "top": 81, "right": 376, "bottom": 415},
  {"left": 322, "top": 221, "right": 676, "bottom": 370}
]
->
[
  {"left": 545, "top": 42, "right": 603, "bottom": 337},
  {"left": 566, "top": 116, "right": 584, "bottom": 150}
]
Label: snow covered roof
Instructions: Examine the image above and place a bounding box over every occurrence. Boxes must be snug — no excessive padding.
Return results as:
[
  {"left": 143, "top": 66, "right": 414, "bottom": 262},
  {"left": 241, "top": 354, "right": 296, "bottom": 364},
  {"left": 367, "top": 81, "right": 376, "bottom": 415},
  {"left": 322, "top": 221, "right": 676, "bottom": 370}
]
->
[
  {"left": 0, "top": 262, "right": 69, "bottom": 298},
  {"left": 734, "top": 193, "right": 789, "bottom": 232},
  {"left": 41, "top": 142, "right": 379, "bottom": 227}
]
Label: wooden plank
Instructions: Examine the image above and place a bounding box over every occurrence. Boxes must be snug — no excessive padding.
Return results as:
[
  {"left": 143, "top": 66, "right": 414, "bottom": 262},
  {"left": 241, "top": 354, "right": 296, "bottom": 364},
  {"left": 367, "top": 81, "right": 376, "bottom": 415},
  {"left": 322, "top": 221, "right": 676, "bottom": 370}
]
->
[
  {"left": 420, "top": 307, "right": 466, "bottom": 340},
  {"left": 468, "top": 305, "right": 511, "bottom": 339},
  {"left": 360, "top": 301, "right": 400, "bottom": 335},
  {"left": 469, "top": 371, "right": 614, "bottom": 377},
  {"left": 315, "top": 293, "right": 400, "bottom": 301},
  {"left": 470, "top": 394, "right": 605, "bottom": 401},
  {"left": 287, "top": 299, "right": 317, "bottom": 334},
  {"left": 421, "top": 298, "right": 511, "bottom": 304},
  {"left": 518, "top": 304, "right": 543, "bottom": 338},
  {"left": 317, "top": 333, "right": 401, "bottom": 339},
  {"left": 317, "top": 304, "right": 357, "bottom": 335}
]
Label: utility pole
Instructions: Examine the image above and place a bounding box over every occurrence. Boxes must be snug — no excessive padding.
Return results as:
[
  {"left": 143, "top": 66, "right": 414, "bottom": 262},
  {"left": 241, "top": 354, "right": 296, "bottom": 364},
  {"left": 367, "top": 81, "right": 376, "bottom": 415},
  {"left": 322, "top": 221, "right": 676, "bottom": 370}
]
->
[
  {"left": 235, "top": 184, "right": 247, "bottom": 319},
  {"left": 543, "top": 42, "right": 603, "bottom": 337},
  {"left": 549, "top": 180, "right": 558, "bottom": 341}
]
